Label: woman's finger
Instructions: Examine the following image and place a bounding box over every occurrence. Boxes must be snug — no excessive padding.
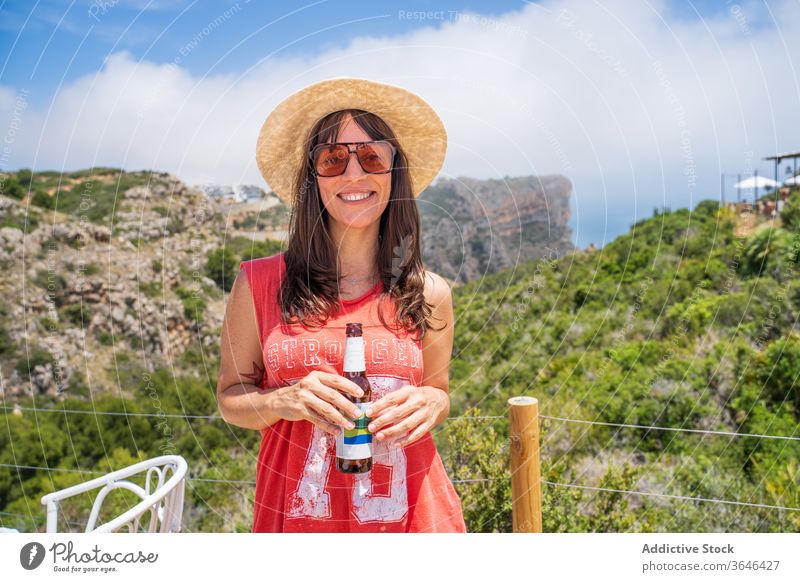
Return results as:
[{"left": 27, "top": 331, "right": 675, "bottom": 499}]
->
[
  {"left": 367, "top": 402, "right": 415, "bottom": 434},
  {"left": 316, "top": 371, "right": 364, "bottom": 398},
  {"left": 366, "top": 385, "right": 412, "bottom": 417},
  {"left": 309, "top": 383, "right": 363, "bottom": 421},
  {"left": 394, "top": 421, "right": 431, "bottom": 448},
  {"left": 304, "top": 410, "right": 342, "bottom": 437},
  {"left": 306, "top": 394, "right": 356, "bottom": 430},
  {"left": 376, "top": 409, "right": 428, "bottom": 442}
]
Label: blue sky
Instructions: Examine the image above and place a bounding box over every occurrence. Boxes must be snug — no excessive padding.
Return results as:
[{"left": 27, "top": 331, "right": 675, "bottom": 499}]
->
[
  {"left": 1, "top": 0, "right": 797, "bottom": 248},
  {"left": 1, "top": 0, "right": 535, "bottom": 105},
  {"left": 0, "top": 0, "right": 755, "bottom": 107}
]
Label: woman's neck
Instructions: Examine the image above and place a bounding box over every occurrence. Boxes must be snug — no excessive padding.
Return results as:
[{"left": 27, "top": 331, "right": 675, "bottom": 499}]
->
[{"left": 328, "top": 220, "right": 380, "bottom": 280}]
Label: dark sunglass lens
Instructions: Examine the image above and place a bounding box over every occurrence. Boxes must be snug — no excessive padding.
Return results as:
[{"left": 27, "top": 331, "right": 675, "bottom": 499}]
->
[
  {"left": 314, "top": 145, "right": 349, "bottom": 176},
  {"left": 356, "top": 142, "right": 393, "bottom": 173}
]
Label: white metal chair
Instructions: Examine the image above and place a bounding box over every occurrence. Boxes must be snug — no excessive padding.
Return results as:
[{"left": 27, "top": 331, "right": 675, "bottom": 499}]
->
[{"left": 40, "top": 455, "right": 187, "bottom": 533}]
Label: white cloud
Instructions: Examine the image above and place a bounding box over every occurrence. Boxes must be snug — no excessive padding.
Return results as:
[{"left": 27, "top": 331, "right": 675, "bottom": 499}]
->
[{"left": 2, "top": 0, "right": 798, "bottom": 246}]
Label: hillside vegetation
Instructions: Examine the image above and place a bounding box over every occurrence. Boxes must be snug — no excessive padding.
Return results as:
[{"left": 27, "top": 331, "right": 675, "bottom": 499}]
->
[{"left": 442, "top": 197, "right": 800, "bottom": 532}]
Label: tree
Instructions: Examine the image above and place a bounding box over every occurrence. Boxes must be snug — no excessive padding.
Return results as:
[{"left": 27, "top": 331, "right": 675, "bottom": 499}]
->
[
  {"left": 742, "top": 226, "right": 790, "bottom": 277},
  {"left": 780, "top": 190, "right": 800, "bottom": 231},
  {"left": 16, "top": 169, "right": 33, "bottom": 187},
  {"left": 205, "top": 248, "right": 239, "bottom": 292},
  {"left": 0, "top": 175, "right": 25, "bottom": 199},
  {"left": 32, "top": 189, "right": 56, "bottom": 210}
]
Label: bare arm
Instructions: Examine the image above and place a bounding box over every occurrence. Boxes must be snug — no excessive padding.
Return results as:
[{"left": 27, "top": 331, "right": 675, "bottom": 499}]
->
[
  {"left": 216, "top": 268, "right": 282, "bottom": 431},
  {"left": 418, "top": 270, "right": 454, "bottom": 426}
]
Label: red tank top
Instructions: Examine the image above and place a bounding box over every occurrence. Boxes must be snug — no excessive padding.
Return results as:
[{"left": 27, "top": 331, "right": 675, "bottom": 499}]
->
[{"left": 240, "top": 252, "right": 466, "bottom": 532}]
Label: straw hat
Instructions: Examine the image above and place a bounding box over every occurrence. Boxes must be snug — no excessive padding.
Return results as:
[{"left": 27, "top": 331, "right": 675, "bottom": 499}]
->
[{"left": 255, "top": 77, "right": 447, "bottom": 206}]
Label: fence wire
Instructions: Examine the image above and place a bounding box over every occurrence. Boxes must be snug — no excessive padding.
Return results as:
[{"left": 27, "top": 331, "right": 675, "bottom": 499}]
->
[
  {"left": 2, "top": 405, "right": 798, "bottom": 522},
  {"left": 3, "top": 405, "right": 797, "bottom": 442}
]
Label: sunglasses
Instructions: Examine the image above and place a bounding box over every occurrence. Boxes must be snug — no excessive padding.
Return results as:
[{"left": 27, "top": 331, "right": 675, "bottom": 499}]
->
[{"left": 309, "top": 140, "right": 397, "bottom": 177}]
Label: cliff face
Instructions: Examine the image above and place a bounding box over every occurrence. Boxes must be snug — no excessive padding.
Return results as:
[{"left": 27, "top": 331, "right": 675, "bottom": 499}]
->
[
  {"left": 0, "top": 170, "right": 230, "bottom": 401},
  {"left": 418, "top": 175, "right": 574, "bottom": 283}
]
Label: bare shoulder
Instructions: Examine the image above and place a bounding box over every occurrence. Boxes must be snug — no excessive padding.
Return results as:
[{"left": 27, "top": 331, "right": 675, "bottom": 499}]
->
[
  {"left": 217, "top": 267, "right": 262, "bottom": 397},
  {"left": 223, "top": 268, "right": 259, "bottom": 335},
  {"left": 229, "top": 268, "right": 252, "bottom": 308},
  {"left": 423, "top": 270, "right": 452, "bottom": 308},
  {"left": 419, "top": 271, "right": 454, "bottom": 384}
]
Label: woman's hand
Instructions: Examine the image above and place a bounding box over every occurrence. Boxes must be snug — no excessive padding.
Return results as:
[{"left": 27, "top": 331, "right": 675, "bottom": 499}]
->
[
  {"left": 273, "top": 371, "right": 365, "bottom": 437},
  {"left": 365, "top": 385, "right": 450, "bottom": 448}
]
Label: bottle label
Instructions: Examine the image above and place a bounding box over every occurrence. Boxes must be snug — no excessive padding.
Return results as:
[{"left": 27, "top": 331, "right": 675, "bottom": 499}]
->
[
  {"left": 343, "top": 336, "right": 366, "bottom": 372},
  {"left": 336, "top": 402, "right": 372, "bottom": 461}
]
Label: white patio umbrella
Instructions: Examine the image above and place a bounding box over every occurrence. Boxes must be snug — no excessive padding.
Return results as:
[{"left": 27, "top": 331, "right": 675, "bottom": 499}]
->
[
  {"left": 734, "top": 175, "right": 779, "bottom": 202},
  {"left": 734, "top": 176, "right": 779, "bottom": 189},
  {"left": 783, "top": 175, "right": 800, "bottom": 186}
]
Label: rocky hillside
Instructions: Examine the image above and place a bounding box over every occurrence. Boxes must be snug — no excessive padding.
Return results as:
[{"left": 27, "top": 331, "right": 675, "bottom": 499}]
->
[
  {"left": 418, "top": 175, "right": 574, "bottom": 282},
  {"left": 0, "top": 169, "right": 282, "bottom": 402},
  {"left": 0, "top": 168, "right": 571, "bottom": 402}
]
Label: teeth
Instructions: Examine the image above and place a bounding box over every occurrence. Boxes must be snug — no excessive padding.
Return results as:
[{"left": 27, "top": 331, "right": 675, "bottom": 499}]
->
[{"left": 340, "top": 191, "right": 373, "bottom": 201}]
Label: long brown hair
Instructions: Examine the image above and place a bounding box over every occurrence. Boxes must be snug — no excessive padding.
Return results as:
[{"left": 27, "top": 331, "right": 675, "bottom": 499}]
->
[{"left": 279, "top": 108, "right": 444, "bottom": 340}]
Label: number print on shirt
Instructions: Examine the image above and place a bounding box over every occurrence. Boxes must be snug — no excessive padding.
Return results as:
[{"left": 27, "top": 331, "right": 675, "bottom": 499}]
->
[
  {"left": 286, "top": 375, "right": 411, "bottom": 523},
  {"left": 352, "top": 440, "right": 408, "bottom": 523},
  {"left": 287, "top": 425, "right": 409, "bottom": 523},
  {"left": 286, "top": 426, "right": 334, "bottom": 519}
]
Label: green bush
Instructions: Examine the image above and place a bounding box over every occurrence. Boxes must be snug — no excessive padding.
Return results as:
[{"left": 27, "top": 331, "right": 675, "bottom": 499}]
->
[
  {"left": 175, "top": 286, "right": 207, "bottom": 323},
  {"left": 780, "top": 190, "right": 800, "bottom": 231},
  {"left": 0, "top": 175, "right": 25, "bottom": 199},
  {"left": 16, "top": 169, "right": 33, "bottom": 187},
  {"left": 83, "top": 263, "right": 100, "bottom": 276},
  {"left": 205, "top": 248, "right": 238, "bottom": 292},
  {"left": 0, "top": 323, "right": 13, "bottom": 356},
  {"left": 31, "top": 189, "right": 56, "bottom": 210},
  {"left": 59, "top": 304, "right": 88, "bottom": 327},
  {"left": 39, "top": 316, "right": 62, "bottom": 332},
  {"left": 139, "top": 280, "right": 162, "bottom": 298},
  {"left": 15, "top": 347, "right": 55, "bottom": 375}
]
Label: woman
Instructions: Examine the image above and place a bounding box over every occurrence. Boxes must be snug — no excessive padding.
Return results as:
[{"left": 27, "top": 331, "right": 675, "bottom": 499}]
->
[{"left": 216, "top": 78, "right": 466, "bottom": 532}]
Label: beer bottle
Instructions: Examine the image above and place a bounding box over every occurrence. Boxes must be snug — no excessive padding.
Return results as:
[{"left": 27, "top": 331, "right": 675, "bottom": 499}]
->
[{"left": 336, "top": 322, "right": 373, "bottom": 473}]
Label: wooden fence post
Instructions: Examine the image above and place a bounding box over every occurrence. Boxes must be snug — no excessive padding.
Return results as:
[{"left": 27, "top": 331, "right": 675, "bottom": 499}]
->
[{"left": 508, "top": 396, "right": 542, "bottom": 532}]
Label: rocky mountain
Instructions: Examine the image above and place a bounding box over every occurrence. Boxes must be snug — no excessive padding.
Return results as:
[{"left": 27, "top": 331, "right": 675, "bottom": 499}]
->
[
  {"left": 0, "top": 169, "right": 283, "bottom": 402},
  {"left": 418, "top": 175, "right": 574, "bottom": 282}
]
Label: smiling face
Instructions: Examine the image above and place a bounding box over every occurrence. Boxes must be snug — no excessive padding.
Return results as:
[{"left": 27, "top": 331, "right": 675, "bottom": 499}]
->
[{"left": 316, "top": 113, "right": 393, "bottom": 233}]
